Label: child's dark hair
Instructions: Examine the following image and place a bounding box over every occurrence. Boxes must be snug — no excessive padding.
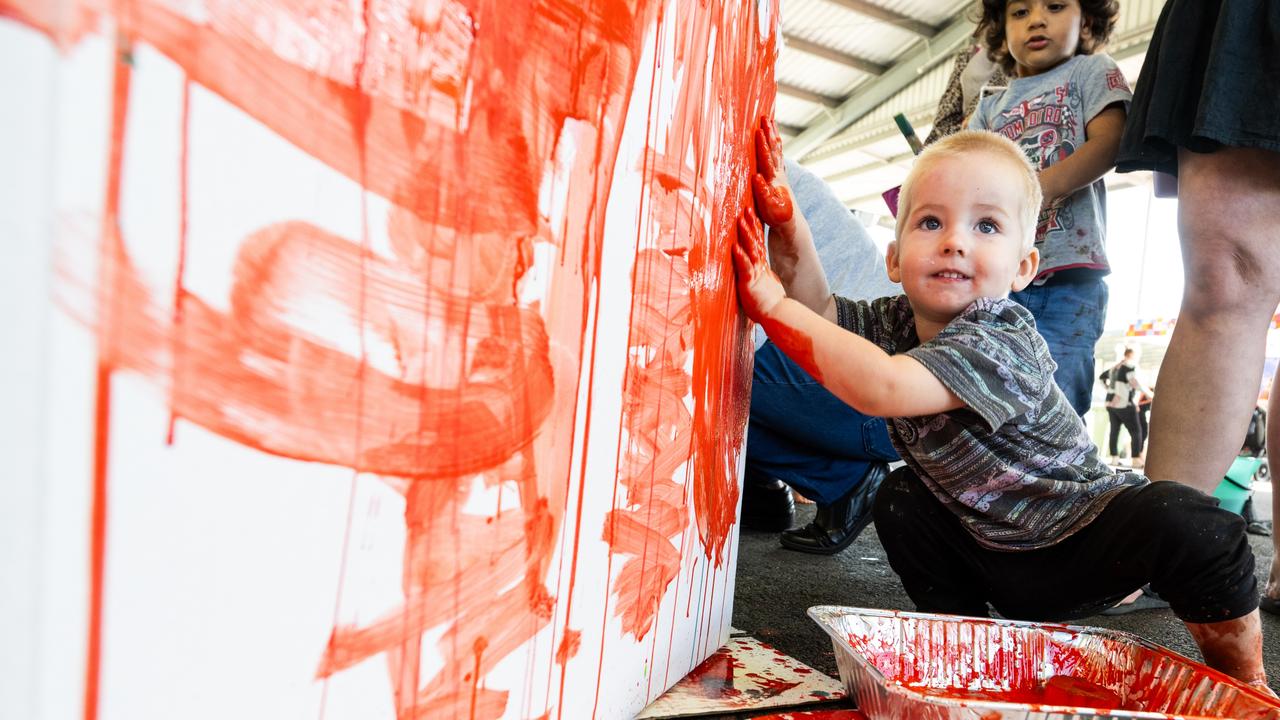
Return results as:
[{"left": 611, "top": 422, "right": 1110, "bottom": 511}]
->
[{"left": 974, "top": 0, "right": 1119, "bottom": 75}]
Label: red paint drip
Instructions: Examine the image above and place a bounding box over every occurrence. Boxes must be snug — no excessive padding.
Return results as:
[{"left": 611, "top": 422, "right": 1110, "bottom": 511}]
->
[
  {"left": 166, "top": 78, "right": 190, "bottom": 445},
  {"left": 84, "top": 36, "right": 133, "bottom": 720}
]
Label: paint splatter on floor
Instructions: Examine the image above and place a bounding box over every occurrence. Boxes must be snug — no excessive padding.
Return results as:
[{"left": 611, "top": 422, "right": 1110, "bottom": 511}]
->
[{"left": 636, "top": 636, "right": 846, "bottom": 718}]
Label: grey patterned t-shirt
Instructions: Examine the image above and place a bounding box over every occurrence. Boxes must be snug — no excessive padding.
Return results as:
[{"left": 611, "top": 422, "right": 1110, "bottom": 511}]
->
[
  {"left": 835, "top": 294, "right": 1146, "bottom": 550},
  {"left": 968, "top": 53, "right": 1132, "bottom": 279}
]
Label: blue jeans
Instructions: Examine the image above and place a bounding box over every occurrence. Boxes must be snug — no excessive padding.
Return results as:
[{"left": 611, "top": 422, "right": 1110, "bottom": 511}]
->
[
  {"left": 1009, "top": 277, "right": 1108, "bottom": 417},
  {"left": 746, "top": 342, "right": 899, "bottom": 505}
]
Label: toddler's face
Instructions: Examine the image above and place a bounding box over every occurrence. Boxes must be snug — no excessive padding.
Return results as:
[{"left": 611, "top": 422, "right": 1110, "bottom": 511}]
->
[
  {"left": 888, "top": 153, "right": 1038, "bottom": 328},
  {"left": 1004, "top": 0, "right": 1088, "bottom": 77}
]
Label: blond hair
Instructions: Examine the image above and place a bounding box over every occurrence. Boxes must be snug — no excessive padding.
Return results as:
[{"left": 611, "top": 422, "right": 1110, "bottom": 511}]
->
[{"left": 896, "top": 129, "right": 1041, "bottom": 251}]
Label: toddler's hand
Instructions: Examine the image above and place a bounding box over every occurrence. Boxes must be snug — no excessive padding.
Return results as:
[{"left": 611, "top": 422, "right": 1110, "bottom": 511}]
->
[
  {"left": 732, "top": 206, "right": 786, "bottom": 322},
  {"left": 751, "top": 115, "right": 796, "bottom": 229}
]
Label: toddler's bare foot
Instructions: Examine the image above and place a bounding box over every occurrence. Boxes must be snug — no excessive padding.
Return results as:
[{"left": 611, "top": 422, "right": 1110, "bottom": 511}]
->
[{"left": 1245, "top": 678, "right": 1278, "bottom": 699}]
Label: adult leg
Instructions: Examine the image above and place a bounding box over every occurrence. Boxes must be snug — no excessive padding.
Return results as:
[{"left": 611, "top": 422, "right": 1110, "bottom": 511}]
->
[
  {"left": 1107, "top": 407, "right": 1124, "bottom": 459},
  {"left": 747, "top": 341, "right": 897, "bottom": 549},
  {"left": 747, "top": 341, "right": 897, "bottom": 505},
  {"left": 1266, "top": 377, "right": 1280, "bottom": 612},
  {"left": 1144, "top": 147, "right": 1280, "bottom": 492},
  {"left": 1121, "top": 405, "right": 1144, "bottom": 463}
]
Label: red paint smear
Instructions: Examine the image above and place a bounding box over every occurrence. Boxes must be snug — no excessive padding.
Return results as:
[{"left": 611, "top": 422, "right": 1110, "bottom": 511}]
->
[
  {"left": 742, "top": 672, "right": 802, "bottom": 696},
  {"left": 6, "top": 0, "right": 777, "bottom": 716},
  {"left": 0, "top": 0, "right": 104, "bottom": 50},
  {"left": 846, "top": 615, "right": 1280, "bottom": 719},
  {"left": 601, "top": 0, "right": 776, "bottom": 658},
  {"left": 759, "top": 320, "right": 823, "bottom": 384},
  {"left": 85, "top": 222, "right": 557, "bottom": 478},
  {"left": 554, "top": 629, "right": 581, "bottom": 667}
]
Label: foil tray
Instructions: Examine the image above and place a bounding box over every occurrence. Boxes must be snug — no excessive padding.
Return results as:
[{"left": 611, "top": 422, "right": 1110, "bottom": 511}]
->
[{"left": 808, "top": 606, "right": 1280, "bottom": 720}]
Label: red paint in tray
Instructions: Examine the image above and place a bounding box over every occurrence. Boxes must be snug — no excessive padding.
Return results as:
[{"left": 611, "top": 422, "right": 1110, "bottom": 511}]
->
[{"left": 810, "top": 606, "right": 1280, "bottom": 719}]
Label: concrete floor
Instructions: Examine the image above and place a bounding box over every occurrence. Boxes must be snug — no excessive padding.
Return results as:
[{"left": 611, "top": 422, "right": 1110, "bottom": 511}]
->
[{"left": 731, "top": 481, "right": 1280, "bottom": 699}]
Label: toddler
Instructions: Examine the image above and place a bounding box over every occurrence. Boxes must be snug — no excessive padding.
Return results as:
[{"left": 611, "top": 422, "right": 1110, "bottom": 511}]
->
[{"left": 733, "top": 127, "right": 1270, "bottom": 691}]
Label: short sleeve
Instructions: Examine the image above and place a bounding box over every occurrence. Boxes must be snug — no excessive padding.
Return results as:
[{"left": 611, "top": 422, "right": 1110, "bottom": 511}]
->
[
  {"left": 905, "top": 298, "right": 1053, "bottom": 431},
  {"left": 967, "top": 94, "right": 993, "bottom": 130},
  {"left": 1077, "top": 54, "right": 1132, "bottom": 124},
  {"left": 834, "top": 295, "right": 914, "bottom": 355}
]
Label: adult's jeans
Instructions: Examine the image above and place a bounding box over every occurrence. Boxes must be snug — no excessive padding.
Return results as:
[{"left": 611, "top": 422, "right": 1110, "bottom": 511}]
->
[
  {"left": 746, "top": 341, "right": 899, "bottom": 505},
  {"left": 1010, "top": 277, "right": 1108, "bottom": 417}
]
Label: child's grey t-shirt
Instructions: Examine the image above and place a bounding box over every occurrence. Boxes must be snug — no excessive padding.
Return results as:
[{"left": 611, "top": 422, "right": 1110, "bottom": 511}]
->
[
  {"left": 968, "top": 54, "right": 1132, "bottom": 279},
  {"left": 835, "top": 294, "right": 1146, "bottom": 550}
]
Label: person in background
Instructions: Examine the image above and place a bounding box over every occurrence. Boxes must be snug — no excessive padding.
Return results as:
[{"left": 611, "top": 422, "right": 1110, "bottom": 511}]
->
[
  {"left": 923, "top": 30, "right": 1008, "bottom": 145},
  {"left": 1100, "top": 347, "right": 1151, "bottom": 467},
  {"left": 967, "top": 0, "right": 1129, "bottom": 417},
  {"left": 1114, "top": 0, "right": 1280, "bottom": 616},
  {"left": 739, "top": 147, "right": 901, "bottom": 555},
  {"left": 1135, "top": 384, "right": 1152, "bottom": 447},
  {"left": 734, "top": 125, "right": 1272, "bottom": 693}
]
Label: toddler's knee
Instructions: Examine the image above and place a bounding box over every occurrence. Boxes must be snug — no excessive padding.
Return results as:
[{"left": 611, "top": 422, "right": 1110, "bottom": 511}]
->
[{"left": 1143, "top": 481, "right": 1247, "bottom": 550}]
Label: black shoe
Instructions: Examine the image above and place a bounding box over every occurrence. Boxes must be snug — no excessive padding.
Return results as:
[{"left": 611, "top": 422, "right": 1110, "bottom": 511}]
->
[
  {"left": 779, "top": 462, "right": 888, "bottom": 555},
  {"left": 740, "top": 468, "right": 795, "bottom": 532},
  {"left": 1263, "top": 595, "right": 1280, "bottom": 616}
]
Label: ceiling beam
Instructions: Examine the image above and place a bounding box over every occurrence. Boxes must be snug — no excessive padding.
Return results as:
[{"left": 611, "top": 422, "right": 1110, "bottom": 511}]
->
[
  {"left": 778, "top": 123, "right": 806, "bottom": 137},
  {"left": 777, "top": 82, "right": 842, "bottom": 108},
  {"left": 822, "top": 0, "right": 938, "bottom": 37},
  {"left": 782, "top": 33, "right": 887, "bottom": 76},
  {"left": 785, "top": 12, "right": 975, "bottom": 160},
  {"left": 826, "top": 150, "right": 915, "bottom": 186}
]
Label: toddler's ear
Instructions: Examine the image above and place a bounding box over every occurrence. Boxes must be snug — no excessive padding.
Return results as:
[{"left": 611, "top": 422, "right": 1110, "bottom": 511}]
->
[
  {"left": 1010, "top": 247, "right": 1039, "bottom": 292},
  {"left": 885, "top": 241, "right": 903, "bottom": 283}
]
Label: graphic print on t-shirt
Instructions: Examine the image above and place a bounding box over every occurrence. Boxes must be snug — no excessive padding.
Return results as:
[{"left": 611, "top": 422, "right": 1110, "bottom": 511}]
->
[{"left": 992, "top": 82, "right": 1082, "bottom": 239}]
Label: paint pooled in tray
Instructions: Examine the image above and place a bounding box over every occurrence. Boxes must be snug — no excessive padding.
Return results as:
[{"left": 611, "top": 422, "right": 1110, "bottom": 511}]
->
[{"left": 809, "top": 606, "right": 1280, "bottom": 720}]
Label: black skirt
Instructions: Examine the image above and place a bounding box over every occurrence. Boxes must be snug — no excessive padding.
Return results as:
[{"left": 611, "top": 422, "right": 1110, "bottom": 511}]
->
[{"left": 1116, "top": 0, "right": 1280, "bottom": 176}]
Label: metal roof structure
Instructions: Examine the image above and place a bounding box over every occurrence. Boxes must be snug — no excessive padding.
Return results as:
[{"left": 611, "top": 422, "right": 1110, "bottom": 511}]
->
[{"left": 777, "top": 0, "right": 1169, "bottom": 220}]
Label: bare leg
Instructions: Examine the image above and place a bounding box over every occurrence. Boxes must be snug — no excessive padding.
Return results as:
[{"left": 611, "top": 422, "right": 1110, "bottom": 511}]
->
[
  {"left": 1144, "top": 147, "right": 1280, "bottom": 492},
  {"left": 1185, "top": 612, "right": 1272, "bottom": 694},
  {"left": 1269, "top": 379, "right": 1280, "bottom": 603}
]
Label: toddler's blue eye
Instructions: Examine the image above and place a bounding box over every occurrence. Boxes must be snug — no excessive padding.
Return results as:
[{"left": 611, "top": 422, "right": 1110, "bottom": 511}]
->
[
  {"left": 920, "top": 216, "right": 941, "bottom": 230},
  {"left": 977, "top": 220, "right": 999, "bottom": 234}
]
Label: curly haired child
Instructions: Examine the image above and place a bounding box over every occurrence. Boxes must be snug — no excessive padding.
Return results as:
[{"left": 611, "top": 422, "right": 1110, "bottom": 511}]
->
[{"left": 967, "top": 0, "right": 1130, "bottom": 418}]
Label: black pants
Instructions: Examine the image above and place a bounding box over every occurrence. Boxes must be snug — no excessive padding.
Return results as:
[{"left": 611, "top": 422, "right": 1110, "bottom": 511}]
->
[
  {"left": 1107, "top": 405, "right": 1144, "bottom": 457},
  {"left": 872, "top": 468, "right": 1257, "bottom": 624}
]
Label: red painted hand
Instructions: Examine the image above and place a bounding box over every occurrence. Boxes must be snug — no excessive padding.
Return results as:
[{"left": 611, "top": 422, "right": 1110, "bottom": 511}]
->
[
  {"left": 732, "top": 206, "right": 786, "bottom": 322},
  {"left": 751, "top": 115, "right": 794, "bottom": 228}
]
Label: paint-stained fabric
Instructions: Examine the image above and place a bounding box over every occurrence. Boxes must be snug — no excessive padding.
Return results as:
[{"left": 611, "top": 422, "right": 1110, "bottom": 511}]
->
[{"left": 834, "top": 294, "right": 1145, "bottom": 550}]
